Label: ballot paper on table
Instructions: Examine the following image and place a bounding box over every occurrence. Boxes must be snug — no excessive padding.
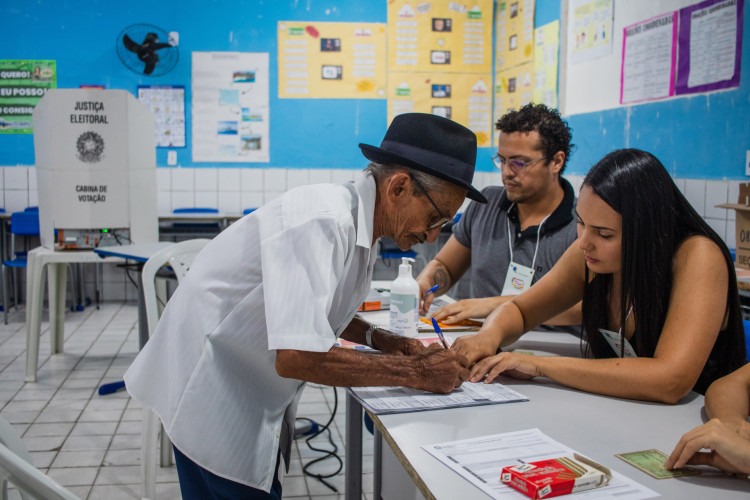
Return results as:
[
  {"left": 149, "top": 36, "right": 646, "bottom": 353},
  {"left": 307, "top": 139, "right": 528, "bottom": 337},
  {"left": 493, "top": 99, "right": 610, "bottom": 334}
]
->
[
  {"left": 423, "top": 428, "right": 658, "bottom": 500},
  {"left": 349, "top": 381, "right": 528, "bottom": 415}
]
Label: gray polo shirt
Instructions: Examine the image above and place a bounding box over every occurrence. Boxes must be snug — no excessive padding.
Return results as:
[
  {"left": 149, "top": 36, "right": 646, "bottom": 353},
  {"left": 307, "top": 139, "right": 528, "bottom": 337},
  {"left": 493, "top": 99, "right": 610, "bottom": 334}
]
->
[{"left": 453, "top": 178, "right": 578, "bottom": 299}]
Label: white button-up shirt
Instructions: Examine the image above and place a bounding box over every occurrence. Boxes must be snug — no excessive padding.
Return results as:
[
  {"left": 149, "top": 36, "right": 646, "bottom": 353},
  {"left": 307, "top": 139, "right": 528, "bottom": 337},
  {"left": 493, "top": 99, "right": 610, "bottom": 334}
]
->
[{"left": 124, "top": 174, "right": 379, "bottom": 491}]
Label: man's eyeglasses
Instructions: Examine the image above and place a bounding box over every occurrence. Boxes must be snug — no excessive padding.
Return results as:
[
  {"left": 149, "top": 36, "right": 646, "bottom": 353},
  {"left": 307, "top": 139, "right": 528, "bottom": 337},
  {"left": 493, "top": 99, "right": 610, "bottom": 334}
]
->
[
  {"left": 492, "top": 155, "right": 547, "bottom": 173},
  {"left": 410, "top": 176, "right": 453, "bottom": 231}
]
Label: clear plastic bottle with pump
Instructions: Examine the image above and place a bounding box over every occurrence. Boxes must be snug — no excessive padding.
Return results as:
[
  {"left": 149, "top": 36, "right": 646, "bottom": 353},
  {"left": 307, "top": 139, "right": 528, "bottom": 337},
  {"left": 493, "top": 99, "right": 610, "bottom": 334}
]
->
[{"left": 389, "top": 257, "right": 419, "bottom": 337}]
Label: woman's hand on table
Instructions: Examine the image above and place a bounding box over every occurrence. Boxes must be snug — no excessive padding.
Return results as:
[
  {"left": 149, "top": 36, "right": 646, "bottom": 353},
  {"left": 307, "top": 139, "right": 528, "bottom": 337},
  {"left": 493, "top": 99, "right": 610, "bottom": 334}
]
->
[
  {"left": 666, "top": 418, "right": 750, "bottom": 476},
  {"left": 431, "top": 297, "right": 499, "bottom": 324},
  {"left": 451, "top": 332, "right": 500, "bottom": 366},
  {"left": 468, "top": 351, "right": 541, "bottom": 382}
]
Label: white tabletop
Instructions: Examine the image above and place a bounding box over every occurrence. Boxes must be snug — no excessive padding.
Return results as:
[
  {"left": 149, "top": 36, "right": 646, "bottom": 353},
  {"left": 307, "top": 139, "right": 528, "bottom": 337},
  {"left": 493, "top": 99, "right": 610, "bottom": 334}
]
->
[{"left": 368, "top": 331, "right": 750, "bottom": 499}]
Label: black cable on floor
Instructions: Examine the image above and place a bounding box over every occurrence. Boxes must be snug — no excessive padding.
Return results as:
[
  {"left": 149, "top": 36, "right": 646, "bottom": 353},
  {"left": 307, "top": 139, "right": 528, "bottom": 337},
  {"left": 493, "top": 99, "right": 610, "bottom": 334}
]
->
[{"left": 296, "top": 386, "right": 343, "bottom": 493}]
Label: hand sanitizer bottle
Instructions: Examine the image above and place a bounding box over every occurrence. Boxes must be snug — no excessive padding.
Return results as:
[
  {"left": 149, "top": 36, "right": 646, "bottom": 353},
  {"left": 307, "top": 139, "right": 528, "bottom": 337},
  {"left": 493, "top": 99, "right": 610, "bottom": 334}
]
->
[{"left": 390, "top": 257, "right": 419, "bottom": 337}]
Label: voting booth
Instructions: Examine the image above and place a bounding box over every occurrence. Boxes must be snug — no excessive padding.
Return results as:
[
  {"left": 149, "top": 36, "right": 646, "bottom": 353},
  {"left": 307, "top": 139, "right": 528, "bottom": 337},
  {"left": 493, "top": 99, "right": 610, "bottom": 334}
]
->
[{"left": 33, "top": 89, "right": 158, "bottom": 249}]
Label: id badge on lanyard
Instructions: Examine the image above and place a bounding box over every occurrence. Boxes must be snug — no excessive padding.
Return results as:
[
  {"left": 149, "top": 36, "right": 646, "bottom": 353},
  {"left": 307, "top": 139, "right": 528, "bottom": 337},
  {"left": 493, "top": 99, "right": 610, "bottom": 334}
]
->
[
  {"left": 501, "top": 262, "right": 534, "bottom": 295},
  {"left": 598, "top": 328, "right": 637, "bottom": 358},
  {"left": 502, "top": 206, "right": 549, "bottom": 297}
]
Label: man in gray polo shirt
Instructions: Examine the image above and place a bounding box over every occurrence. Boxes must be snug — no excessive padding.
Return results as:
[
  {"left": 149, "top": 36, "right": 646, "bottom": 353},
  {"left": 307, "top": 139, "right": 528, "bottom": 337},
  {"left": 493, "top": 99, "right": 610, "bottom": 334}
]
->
[{"left": 417, "top": 104, "right": 580, "bottom": 325}]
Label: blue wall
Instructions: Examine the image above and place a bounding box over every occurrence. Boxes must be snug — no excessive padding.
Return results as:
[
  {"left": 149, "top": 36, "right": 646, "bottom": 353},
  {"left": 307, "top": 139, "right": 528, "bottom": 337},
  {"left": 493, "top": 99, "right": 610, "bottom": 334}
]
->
[
  {"left": 1, "top": 1, "right": 390, "bottom": 170},
  {"left": 1, "top": 0, "right": 747, "bottom": 179}
]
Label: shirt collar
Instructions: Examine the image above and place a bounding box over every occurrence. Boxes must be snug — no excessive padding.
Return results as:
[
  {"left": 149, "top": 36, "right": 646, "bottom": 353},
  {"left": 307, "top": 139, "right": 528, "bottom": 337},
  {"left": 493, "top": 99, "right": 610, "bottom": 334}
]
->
[
  {"left": 500, "top": 177, "right": 575, "bottom": 238},
  {"left": 352, "top": 173, "right": 376, "bottom": 249}
]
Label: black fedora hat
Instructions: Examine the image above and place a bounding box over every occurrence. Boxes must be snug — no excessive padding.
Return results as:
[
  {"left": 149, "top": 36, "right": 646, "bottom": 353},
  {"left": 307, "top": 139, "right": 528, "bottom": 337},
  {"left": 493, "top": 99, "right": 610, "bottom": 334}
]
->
[{"left": 359, "top": 113, "right": 487, "bottom": 203}]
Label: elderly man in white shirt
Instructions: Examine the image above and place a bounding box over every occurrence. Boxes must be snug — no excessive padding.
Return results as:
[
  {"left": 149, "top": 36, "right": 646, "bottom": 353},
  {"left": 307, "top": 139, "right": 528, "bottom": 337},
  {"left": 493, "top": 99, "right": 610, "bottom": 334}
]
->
[{"left": 124, "top": 113, "right": 488, "bottom": 499}]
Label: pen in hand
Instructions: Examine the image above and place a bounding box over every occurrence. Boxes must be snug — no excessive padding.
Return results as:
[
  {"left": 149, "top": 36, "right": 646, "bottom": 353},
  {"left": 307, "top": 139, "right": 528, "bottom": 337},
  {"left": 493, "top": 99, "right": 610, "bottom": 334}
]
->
[
  {"left": 422, "top": 284, "right": 439, "bottom": 301},
  {"left": 431, "top": 317, "right": 449, "bottom": 349}
]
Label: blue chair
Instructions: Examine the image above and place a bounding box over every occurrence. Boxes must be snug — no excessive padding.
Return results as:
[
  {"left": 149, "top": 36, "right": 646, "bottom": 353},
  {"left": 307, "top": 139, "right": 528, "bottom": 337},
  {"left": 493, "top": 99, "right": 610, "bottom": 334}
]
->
[
  {"left": 378, "top": 239, "right": 417, "bottom": 261},
  {"left": 163, "top": 208, "right": 222, "bottom": 241},
  {"left": 243, "top": 208, "right": 257, "bottom": 215},
  {"left": 172, "top": 207, "right": 219, "bottom": 215},
  {"left": 2, "top": 211, "right": 40, "bottom": 324}
]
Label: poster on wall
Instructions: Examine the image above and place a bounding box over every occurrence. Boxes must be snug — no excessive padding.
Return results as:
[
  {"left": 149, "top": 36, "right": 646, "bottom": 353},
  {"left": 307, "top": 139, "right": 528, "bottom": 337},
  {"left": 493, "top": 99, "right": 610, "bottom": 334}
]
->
[
  {"left": 388, "top": 72, "right": 493, "bottom": 147},
  {"left": 494, "top": 62, "right": 533, "bottom": 126},
  {"left": 137, "top": 85, "right": 186, "bottom": 147},
  {"left": 569, "top": 0, "right": 613, "bottom": 64},
  {"left": 277, "top": 21, "right": 386, "bottom": 99},
  {"left": 0, "top": 60, "right": 56, "bottom": 134},
  {"left": 676, "top": 0, "right": 743, "bottom": 95},
  {"left": 620, "top": 13, "right": 677, "bottom": 105},
  {"left": 533, "top": 20, "right": 559, "bottom": 109},
  {"left": 387, "top": 0, "right": 493, "bottom": 74},
  {"left": 192, "top": 52, "right": 269, "bottom": 163},
  {"left": 495, "top": 0, "right": 536, "bottom": 71}
]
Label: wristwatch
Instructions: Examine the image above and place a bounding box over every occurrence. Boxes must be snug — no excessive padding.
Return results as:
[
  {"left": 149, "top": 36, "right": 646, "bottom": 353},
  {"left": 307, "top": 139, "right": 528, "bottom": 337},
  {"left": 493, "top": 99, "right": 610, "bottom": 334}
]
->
[{"left": 365, "top": 324, "right": 382, "bottom": 349}]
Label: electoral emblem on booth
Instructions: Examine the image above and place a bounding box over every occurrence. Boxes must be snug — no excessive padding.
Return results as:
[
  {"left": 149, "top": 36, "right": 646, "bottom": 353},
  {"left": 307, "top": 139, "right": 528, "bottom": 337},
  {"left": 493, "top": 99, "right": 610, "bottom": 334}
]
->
[{"left": 76, "top": 131, "right": 104, "bottom": 163}]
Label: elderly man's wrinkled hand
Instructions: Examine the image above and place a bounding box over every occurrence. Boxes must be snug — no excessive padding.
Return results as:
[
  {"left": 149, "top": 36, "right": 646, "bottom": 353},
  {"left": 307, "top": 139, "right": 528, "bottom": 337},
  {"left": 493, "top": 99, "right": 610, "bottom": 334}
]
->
[
  {"left": 414, "top": 344, "right": 470, "bottom": 394},
  {"left": 379, "top": 333, "right": 427, "bottom": 356}
]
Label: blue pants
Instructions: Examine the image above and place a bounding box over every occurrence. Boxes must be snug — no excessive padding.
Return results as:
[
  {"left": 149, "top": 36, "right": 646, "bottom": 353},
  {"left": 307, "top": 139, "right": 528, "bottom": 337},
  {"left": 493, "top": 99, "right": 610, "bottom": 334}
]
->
[{"left": 173, "top": 446, "right": 282, "bottom": 500}]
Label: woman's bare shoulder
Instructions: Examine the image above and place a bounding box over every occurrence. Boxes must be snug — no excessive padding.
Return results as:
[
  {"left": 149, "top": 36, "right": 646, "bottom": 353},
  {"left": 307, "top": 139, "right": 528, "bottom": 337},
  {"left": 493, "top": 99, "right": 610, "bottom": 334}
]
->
[{"left": 673, "top": 234, "right": 728, "bottom": 274}]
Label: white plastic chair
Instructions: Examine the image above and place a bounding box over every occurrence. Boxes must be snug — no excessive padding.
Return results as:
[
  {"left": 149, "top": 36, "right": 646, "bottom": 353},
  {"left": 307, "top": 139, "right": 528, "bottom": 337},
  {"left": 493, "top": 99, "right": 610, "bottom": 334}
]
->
[
  {"left": 139, "top": 238, "right": 210, "bottom": 500},
  {"left": 0, "top": 415, "right": 80, "bottom": 500}
]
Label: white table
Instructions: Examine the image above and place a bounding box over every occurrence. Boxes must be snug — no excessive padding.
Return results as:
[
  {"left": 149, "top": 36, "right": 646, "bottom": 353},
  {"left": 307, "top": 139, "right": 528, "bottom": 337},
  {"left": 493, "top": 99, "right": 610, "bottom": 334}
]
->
[
  {"left": 345, "top": 329, "right": 750, "bottom": 499},
  {"left": 24, "top": 247, "right": 125, "bottom": 382}
]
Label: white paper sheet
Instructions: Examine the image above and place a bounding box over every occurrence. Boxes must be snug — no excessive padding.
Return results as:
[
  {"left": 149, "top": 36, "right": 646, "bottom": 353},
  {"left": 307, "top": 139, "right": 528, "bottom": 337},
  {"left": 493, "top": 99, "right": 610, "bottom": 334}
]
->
[
  {"left": 350, "top": 382, "right": 527, "bottom": 415},
  {"left": 423, "top": 428, "right": 658, "bottom": 499}
]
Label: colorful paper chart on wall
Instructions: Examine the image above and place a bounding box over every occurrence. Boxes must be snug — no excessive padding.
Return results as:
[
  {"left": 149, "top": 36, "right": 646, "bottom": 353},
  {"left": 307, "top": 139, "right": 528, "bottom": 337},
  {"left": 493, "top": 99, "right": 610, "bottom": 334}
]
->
[
  {"left": 388, "top": 72, "right": 493, "bottom": 148},
  {"left": 533, "top": 20, "right": 559, "bottom": 110},
  {"left": 387, "top": 0, "right": 493, "bottom": 74},
  {"left": 277, "top": 21, "right": 386, "bottom": 99},
  {"left": 137, "top": 85, "right": 186, "bottom": 147},
  {"left": 570, "top": 0, "right": 613, "bottom": 64},
  {"left": 494, "top": 62, "right": 534, "bottom": 125},
  {"left": 496, "top": 0, "right": 536, "bottom": 72},
  {"left": 0, "top": 60, "right": 56, "bottom": 134},
  {"left": 191, "top": 51, "right": 269, "bottom": 163}
]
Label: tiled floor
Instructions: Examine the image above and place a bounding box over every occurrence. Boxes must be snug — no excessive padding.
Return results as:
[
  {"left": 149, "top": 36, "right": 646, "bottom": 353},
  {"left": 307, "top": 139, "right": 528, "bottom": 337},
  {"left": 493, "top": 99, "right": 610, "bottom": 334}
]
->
[{"left": 0, "top": 302, "right": 375, "bottom": 499}]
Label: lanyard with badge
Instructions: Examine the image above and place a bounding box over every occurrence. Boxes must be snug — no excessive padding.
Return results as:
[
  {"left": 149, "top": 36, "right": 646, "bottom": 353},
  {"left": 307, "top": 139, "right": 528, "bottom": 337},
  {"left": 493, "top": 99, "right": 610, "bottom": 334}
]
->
[
  {"left": 598, "top": 306, "right": 636, "bottom": 358},
  {"left": 501, "top": 204, "right": 551, "bottom": 296}
]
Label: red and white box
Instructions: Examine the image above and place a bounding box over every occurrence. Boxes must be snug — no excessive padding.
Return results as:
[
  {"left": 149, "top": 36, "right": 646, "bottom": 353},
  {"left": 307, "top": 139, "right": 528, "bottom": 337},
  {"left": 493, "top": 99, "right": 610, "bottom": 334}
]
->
[{"left": 501, "top": 454, "right": 611, "bottom": 499}]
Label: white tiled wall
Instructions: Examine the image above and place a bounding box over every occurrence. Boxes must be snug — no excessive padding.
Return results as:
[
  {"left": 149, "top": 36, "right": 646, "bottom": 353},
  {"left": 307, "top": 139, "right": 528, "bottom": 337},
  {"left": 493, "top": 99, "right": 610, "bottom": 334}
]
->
[{"left": 0, "top": 166, "right": 741, "bottom": 303}]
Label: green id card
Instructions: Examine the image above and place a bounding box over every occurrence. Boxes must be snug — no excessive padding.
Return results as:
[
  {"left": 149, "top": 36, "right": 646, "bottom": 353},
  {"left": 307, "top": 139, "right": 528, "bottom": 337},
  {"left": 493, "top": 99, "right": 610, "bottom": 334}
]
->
[{"left": 615, "top": 449, "right": 700, "bottom": 479}]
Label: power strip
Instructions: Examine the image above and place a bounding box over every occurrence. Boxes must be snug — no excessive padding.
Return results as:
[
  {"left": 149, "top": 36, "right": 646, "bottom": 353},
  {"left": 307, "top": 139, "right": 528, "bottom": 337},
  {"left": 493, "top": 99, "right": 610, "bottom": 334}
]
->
[{"left": 55, "top": 228, "right": 130, "bottom": 250}]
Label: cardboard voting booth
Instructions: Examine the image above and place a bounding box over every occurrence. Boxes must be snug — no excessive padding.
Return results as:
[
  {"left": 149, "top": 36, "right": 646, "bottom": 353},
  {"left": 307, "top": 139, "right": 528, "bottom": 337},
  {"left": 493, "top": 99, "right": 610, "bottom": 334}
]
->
[
  {"left": 718, "top": 183, "right": 750, "bottom": 270},
  {"left": 33, "top": 89, "right": 158, "bottom": 249}
]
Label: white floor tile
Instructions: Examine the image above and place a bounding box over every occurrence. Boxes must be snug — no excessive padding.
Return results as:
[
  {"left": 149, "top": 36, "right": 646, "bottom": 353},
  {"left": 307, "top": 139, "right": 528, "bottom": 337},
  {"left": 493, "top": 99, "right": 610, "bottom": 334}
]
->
[
  {"left": 52, "top": 449, "right": 106, "bottom": 468},
  {"left": 70, "top": 421, "right": 118, "bottom": 436},
  {"left": 47, "top": 466, "right": 99, "bottom": 486},
  {"left": 94, "top": 464, "right": 140, "bottom": 485}
]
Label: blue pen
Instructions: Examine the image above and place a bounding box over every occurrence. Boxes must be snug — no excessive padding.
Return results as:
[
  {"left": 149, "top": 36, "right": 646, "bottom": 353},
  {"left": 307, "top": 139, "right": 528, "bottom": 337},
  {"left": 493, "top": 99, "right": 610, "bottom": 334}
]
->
[
  {"left": 431, "top": 317, "right": 449, "bottom": 349},
  {"left": 422, "top": 284, "right": 439, "bottom": 301}
]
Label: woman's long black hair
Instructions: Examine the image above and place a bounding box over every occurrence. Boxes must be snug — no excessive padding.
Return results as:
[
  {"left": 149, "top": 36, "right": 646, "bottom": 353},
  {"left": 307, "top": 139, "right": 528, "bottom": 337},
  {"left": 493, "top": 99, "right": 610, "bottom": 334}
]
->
[{"left": 581, "top": 149, "right": 745, "bottom": 393}]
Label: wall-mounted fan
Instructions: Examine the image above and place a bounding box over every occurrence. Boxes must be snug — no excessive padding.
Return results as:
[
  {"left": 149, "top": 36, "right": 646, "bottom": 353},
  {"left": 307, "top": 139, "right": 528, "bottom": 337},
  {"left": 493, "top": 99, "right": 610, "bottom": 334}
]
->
[{"left": 116, "top": 23, "right": 178, "bottom": 76}]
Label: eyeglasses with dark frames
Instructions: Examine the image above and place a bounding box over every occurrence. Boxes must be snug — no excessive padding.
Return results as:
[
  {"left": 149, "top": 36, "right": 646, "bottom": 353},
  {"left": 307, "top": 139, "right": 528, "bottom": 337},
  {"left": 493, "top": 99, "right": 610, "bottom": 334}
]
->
[
  {"left": 492, "top": 155, "right": 547, "bottom": 173},
  {"left": 410, "top": 175, "right": 453, "bottom": 231}
]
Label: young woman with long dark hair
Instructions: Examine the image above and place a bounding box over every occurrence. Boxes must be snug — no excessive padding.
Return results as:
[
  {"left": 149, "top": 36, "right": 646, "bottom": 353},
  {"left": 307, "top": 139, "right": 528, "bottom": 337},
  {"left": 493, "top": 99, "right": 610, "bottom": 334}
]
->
[{"left": 453, "top": 149, "right": 746, "bottom": 402}]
